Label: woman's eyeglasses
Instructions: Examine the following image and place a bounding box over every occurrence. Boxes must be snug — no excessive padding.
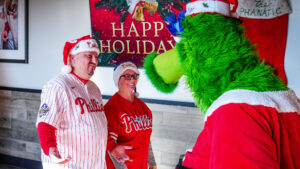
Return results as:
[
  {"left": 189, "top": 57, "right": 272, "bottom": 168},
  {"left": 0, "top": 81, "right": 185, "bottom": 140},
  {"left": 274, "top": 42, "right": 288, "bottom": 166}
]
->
[{"left": 120, "top": 73, "right": 139, "bottom": 80}]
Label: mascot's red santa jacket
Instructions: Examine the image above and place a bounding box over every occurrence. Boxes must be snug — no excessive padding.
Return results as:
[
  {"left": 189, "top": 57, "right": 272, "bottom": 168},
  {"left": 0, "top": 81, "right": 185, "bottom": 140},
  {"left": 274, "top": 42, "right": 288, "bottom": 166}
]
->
[{"left": 143, "top": 0, "right": 300, "bottom": 168}]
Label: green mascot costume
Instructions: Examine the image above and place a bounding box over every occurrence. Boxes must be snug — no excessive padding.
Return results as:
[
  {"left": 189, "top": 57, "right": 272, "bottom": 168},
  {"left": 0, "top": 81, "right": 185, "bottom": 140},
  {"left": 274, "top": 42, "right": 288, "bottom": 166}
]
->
[{"left": 143, "top": 0, "right": 300, "bottom": 168}]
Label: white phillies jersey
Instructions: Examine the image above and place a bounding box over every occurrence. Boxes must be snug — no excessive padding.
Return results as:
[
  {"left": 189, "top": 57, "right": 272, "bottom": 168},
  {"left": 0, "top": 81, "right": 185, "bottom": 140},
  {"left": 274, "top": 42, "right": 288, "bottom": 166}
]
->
[{"left": 36, "top": 73, "right": 107, "bottom": 169}]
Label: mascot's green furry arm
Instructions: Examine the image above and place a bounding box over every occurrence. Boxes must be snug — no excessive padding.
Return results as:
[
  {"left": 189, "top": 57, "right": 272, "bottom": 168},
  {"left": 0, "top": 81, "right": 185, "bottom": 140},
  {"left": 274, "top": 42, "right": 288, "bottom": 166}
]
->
[{"left": 143, "top": 6, "right": 300, "bottom": 169}]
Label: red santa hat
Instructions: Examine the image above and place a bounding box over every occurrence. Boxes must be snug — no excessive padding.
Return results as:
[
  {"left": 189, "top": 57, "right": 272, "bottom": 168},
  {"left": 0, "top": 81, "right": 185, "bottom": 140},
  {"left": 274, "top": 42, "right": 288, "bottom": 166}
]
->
[
  {"left": 185, "top": 0, "right": 238, "bottom": 17},
  {"left": 113, "top": 61, "right": 140, "bottom": 97},
  {"left": 61, "top": 35, "right": 100, "bottom": 74},
  {"left": 113, "top": 61, "right": 139, "bottom": 87}
]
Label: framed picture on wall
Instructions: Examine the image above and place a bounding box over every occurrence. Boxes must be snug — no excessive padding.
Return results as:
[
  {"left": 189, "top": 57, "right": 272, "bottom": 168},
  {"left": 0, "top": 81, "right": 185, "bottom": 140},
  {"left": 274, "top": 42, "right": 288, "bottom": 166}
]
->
[{"left": 0, "top": 0, "right": 28, "bottom": 63}]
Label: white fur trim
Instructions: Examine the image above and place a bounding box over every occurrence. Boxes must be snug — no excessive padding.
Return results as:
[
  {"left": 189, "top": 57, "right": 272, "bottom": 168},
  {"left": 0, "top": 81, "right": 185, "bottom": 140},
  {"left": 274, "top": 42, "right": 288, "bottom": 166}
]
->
[
  {"left": 70, "top": 39, "right": 100, "bottom": 56},
  {"left": 127, "top": 0, "right": 140, "bottom": 14},
  {"left": 185, "top": 0, "right": 231, "bottom": 17},
  {"left": 113, "top": 62, "right": 139, "bottom": 87},
  {"left": 204, "top": 89, "right": 300, "bottom": 121},
  {"left": 173, "top": 36, "right": 181, "bottom": 43},
  {"left": 61, "top": 65, "right": 72, "bottom": 74},
  {"left": 236, "top": 0, "right": 292, "bottom": 19}
]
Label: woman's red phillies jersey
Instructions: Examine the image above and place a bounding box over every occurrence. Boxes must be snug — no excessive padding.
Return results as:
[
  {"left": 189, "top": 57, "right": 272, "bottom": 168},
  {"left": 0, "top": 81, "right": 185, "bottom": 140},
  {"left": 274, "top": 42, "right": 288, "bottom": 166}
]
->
[
  {"left": 183, "top": 89, "right": 300, "bottom": 169},
  {"left": 104, "top": 93, "right": 153, "bottom": 169}
]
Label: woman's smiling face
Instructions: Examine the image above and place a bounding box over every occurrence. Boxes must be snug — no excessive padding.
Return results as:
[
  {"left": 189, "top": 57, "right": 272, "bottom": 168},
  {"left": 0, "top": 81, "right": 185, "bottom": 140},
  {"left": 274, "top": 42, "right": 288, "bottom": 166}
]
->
[{"left": 118, "top": 69, "right": 139, "bottom": 92}]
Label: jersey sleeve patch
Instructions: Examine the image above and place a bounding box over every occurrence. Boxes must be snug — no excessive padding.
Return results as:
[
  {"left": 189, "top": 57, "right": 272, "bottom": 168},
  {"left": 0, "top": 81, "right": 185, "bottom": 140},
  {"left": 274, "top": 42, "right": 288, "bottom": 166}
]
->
[{"left": 39, "top": 103, "right": 50, "bottom": 118}]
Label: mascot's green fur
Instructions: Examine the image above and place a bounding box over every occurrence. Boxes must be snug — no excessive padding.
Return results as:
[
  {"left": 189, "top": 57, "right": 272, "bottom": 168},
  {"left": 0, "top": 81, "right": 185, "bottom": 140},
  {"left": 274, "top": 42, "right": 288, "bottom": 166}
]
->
[
  {"left": 144, "top": 13, "right": 287, "bottom": 113},
  {"left": 144, "top": 10, "right": 300, "bottom": 169}
]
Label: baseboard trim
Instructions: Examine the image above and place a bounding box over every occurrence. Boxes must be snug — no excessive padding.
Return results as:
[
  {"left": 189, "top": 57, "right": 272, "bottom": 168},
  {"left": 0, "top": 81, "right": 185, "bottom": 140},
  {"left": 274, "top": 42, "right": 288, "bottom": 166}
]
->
[{"left": 0, "top": 154, "right": 42, "bottom": 169}]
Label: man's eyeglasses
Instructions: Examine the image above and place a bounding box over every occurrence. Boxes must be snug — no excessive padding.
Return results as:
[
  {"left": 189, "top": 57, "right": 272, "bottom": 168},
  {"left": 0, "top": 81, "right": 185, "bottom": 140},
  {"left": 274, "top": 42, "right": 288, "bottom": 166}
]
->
[{"left": 120, "top": 73, "right": 139, "bottom": 80}]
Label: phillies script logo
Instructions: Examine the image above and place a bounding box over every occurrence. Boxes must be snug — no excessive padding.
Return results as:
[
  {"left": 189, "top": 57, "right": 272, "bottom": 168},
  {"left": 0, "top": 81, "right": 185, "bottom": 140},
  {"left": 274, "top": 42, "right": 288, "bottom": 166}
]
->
[
  {"left": 121, "top": 113, "right": 152, "bottom": 133},
  {"left": 75, "top": 97, "right": 104, "bottom": 114}
]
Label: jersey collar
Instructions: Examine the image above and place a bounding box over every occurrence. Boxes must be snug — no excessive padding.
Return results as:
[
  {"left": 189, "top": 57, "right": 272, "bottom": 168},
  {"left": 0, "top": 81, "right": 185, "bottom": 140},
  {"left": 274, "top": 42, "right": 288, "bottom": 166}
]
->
[{"left": 71, "top": 72, "right": 89, "bottom": 84}]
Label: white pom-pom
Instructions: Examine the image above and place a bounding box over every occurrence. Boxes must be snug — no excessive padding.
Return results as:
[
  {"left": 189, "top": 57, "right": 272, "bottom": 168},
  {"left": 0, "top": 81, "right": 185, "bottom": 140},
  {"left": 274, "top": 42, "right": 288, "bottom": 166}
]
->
[
  {"left": 173, "top": 36, "right": 181, "bottom": 43},
  {"left": 61, "top": 65, "right": 72, "bottom": 74}
]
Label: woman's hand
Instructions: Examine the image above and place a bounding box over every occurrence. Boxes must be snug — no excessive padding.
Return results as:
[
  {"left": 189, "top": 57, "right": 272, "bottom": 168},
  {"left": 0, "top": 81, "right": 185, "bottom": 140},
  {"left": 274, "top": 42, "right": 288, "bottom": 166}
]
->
[{"left": 111, "top": 145, "right": 133, "bottom": 163}]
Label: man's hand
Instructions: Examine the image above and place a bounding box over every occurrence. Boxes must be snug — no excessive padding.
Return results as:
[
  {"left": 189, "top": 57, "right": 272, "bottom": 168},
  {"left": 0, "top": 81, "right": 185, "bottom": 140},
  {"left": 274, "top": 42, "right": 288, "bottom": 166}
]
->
[
  {"left": 111, "top": 145, "right": 133, "bottom": 163},
  {"left": 49, "top": 147, "right": 71, "bottom": 164}
]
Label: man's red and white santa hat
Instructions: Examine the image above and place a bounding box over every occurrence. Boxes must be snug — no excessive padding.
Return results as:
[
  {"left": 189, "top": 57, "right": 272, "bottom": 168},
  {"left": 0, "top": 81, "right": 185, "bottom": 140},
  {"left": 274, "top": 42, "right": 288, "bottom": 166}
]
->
[
  {"left": 185, "top": 0, "right": 238, "bottom": 17},
  {"left": 61, "top": 35, "right": 100, "bottom": 74}
]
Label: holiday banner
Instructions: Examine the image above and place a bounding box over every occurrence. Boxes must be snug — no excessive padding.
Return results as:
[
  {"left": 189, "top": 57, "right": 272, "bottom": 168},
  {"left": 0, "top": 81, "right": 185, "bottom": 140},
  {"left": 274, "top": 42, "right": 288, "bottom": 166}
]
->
[
  {"left": 89, "top": 0, "right": 189, "bottom": 67},
  {"left": 90, "top": 0, "right": 292, "bottom": 84}
]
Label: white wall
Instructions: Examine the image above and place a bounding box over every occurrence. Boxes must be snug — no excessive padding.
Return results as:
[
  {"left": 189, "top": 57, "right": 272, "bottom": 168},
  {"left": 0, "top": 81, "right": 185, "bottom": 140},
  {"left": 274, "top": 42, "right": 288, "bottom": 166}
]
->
[
  {"left": 0, "top": 0, "right": 299, "bottom": 103},
  {"left": 285, "top": 0, "right": 300, "bottom": 97}
]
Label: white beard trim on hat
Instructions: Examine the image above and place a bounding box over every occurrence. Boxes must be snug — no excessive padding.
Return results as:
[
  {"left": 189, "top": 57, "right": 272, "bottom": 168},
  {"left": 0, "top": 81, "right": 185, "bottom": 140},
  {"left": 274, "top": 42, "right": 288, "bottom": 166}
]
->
[
  {"left": 61, "top": 64, "right": 72, "bottom": 74},
  {"left": 61, "top": 56, "right": 72, "bottom": 74}
]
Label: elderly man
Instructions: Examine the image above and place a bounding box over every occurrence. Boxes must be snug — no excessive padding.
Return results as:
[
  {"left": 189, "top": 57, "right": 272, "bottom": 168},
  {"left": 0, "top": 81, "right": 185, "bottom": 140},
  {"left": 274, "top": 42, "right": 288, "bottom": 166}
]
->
[{"left": 36, "top": 35, "right": 107, "bottom": 169}]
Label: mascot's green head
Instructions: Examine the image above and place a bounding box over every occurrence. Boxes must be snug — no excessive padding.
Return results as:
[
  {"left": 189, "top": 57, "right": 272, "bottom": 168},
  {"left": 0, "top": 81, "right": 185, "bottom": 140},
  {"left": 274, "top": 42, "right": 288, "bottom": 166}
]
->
[{"left": 144, "top": 2, "right": 287, "bottom": 113}]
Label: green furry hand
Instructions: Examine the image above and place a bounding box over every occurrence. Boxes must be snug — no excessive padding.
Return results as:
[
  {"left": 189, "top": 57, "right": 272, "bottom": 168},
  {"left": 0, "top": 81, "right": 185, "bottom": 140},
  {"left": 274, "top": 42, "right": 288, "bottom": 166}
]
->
[{"left": 143, "top": 48, "right": 183, "bottom": 93}]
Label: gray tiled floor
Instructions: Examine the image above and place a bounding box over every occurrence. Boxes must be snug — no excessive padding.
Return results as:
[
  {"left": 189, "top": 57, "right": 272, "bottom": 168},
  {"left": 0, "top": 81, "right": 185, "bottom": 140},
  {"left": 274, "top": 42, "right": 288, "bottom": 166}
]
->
[{"left": 0, "top": 165, "right": 24, "bottom": 169}]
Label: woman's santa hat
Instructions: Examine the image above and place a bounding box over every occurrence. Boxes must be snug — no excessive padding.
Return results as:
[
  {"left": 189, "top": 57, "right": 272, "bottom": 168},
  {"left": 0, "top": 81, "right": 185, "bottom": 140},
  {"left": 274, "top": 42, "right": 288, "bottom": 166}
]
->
[
  {"left": 61, "top": 35, "right": 100, "bottom": 74},
  {"left": 113, "top": 61, "right": 139, "bottom": 87},
  {"left": 113, "top": 61, "right": 140, "bottom": 97}
]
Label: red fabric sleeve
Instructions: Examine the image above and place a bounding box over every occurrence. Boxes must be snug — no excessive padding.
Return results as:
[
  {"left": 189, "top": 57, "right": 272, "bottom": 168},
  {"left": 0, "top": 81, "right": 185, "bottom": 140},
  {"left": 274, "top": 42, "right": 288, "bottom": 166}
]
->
[
  {"left": 104, "top": 102, "right": 119, "bottom": 152},
  {"left": 183, "top": 103, "right": 280, "bottom": 169},
  {"left": 107, "top": 136, "right": 117, "bottom": 152},
  {"left": 37, "top": 122, "right": 57, "bottom": 156},
  {"left": 4, "top": 22, "right": 10, "bottom": 32},
  {"left": 104, "top": 99, "right": 120, "bottom": 169}
]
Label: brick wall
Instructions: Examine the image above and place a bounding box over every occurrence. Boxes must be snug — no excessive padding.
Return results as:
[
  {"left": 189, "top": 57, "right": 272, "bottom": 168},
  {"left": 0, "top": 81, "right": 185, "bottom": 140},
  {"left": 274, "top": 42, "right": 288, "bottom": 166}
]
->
[
  {"left": 0, "top": 90, "right": 41, "bottom": 161},
  {"left": 0, "top": 90, "right": 204, "bottom": 169},
  {"left": 147, "top": 103, "right": 204, "bottom": 168}
]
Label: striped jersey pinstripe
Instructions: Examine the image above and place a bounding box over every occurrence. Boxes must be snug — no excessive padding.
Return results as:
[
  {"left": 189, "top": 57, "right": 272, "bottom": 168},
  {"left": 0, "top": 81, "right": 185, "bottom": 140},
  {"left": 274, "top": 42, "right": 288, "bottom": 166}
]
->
[{"left": 36, "top": 73, "right": 107, "bottom": 169}]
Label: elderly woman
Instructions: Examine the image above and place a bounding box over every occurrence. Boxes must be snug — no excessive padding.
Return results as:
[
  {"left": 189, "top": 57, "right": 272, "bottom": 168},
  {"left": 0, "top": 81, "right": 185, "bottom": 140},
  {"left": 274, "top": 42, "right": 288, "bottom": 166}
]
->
[{"left": 104, "top": 61, "right": 156, "bottom": 169}]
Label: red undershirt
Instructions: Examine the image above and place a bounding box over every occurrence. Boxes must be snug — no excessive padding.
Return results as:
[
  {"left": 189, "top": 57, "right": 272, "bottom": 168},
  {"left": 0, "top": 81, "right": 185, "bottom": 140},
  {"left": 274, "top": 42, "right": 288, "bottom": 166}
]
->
[
  {"left": 4, "top": 22, "right": 10, "bottom": 32},
  {"left": 37, "top": 72, "right": 88, "bottom": 155},
  {"left": 71, "top": 72, "right": 88, "bottom": 84}
]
